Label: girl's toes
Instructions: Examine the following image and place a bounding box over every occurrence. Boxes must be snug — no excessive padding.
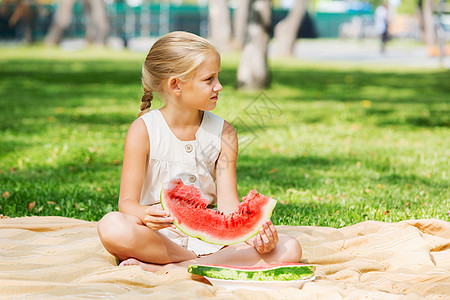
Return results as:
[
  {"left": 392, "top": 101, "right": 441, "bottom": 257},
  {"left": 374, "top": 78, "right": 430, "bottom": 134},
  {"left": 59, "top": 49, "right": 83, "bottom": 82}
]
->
[{"left": 119, "top": 258, "right": 140, "bottom": 267}]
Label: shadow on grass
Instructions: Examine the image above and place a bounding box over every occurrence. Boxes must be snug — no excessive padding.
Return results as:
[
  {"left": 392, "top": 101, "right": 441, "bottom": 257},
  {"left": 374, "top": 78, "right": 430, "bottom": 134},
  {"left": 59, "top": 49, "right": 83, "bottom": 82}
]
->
[
  {"left": 270, "top": 68, "right": 450, "bottom": 104},
  {"left": 54, "top": 112, "right": 135, "bottom": 126},
  {"left": 0, "top": 160, "right": 122, "bottom": 220},
  {"left": 236, "top": 154, "right": 337, "bottom": 188},
  {"left": 236, "top": 153, "right": 445, "bottom": 193},
  {"left": 383, "top": 111, "right": 450, "bottom": 127},
  {"left": 273, "top": 201, "right": 348, "bottom": 226}
]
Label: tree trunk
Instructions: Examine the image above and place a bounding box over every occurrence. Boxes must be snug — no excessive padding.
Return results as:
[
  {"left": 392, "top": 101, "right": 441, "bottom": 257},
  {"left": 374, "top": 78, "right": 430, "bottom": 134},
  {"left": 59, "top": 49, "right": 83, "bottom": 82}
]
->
[
  {"left": 208, "top": 0, "right": 233, "bottom": 52},
  {"left": 273, "top": 0, "right": 309, "bottom": 56},
  {"left": 233, "top": 0, "right": 250, "bottom": 49},
  {"left": 83, "top": 0, "right": 109, "bottom": 45},
  {"left": 84, "top": 0, "right": 95, "bottom": 43},
  {"left": 7, "top": 0, "right": 34, "bottom": 43},
  {"left": 236, "top": 0, "right": 271, "bottom": 90},
  {"left": 44, "top": 0, "right": 76, "bottom": 45},
  {"left": 45, "top": 0, "right": 109, "bottom": 46},
  {"left": 422, "top": 0, "right": 436, "bottom": 46}
]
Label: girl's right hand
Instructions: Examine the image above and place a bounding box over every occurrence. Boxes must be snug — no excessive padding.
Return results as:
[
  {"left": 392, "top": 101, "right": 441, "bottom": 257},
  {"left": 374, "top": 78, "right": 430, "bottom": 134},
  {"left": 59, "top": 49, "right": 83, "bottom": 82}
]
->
[{"left": 143, "top": 205, "right": 175, "bottom": 231}]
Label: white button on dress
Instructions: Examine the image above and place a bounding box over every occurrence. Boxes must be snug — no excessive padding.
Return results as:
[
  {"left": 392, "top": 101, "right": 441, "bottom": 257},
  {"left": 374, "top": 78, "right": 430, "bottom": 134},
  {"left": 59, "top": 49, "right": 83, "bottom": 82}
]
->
[{"left": 188, "top": 175, "right": 196, "bottom": 183}]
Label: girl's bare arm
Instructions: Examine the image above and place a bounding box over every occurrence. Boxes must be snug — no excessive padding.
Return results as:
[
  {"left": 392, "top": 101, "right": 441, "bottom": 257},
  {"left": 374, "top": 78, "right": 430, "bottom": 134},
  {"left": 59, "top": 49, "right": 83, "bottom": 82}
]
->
[
  {"left": 117, "top": 118, "right": 149, "bottom": 222},
  {"left": 216, "top": 121, "right": 279, "bottom": 253},
  {"left": 117, "top": 119, "right": 174, "bottom": 229},
  {"left": 216, "top": 121, "right": 240, "bottom": 214}
]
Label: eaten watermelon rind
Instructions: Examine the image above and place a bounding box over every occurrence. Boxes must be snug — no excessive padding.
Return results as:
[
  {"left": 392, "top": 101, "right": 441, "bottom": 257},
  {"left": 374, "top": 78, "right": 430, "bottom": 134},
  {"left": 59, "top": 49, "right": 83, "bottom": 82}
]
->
[
  {"left": 160, "top": 179, "right": 277, "bottom": 245},
  {"left": 188, "top": 263, "right": 316, "bottom": 281}
]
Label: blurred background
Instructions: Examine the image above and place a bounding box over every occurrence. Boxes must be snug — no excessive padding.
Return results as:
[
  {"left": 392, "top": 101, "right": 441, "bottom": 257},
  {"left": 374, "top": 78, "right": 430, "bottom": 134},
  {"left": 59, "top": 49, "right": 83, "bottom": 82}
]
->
[
  {"left": 0, "top": 0, "right": 449, "bottom": 67},
  {"left": 0, "top": 0, "right": 449, "bottom": 224}
]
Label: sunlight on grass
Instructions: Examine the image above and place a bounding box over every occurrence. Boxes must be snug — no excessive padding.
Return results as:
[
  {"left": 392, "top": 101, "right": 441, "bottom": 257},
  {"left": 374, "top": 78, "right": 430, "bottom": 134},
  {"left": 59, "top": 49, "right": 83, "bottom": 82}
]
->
[{"left": 0, "top": 46, "right": 449, "bottom": 227}]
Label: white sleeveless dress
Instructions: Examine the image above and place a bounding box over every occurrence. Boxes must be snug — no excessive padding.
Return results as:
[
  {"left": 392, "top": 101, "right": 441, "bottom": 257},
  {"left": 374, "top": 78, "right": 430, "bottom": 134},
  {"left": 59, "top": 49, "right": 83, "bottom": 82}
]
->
[{"left": 139, "top": 109, "right": 225, "bottom": 255}]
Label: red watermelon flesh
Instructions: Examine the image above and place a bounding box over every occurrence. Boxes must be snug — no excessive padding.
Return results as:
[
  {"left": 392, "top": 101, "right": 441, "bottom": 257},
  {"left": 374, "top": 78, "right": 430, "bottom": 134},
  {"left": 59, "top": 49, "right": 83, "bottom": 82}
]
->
[{"left": 160, "top": 178, "right": 277, "bottom": 245}]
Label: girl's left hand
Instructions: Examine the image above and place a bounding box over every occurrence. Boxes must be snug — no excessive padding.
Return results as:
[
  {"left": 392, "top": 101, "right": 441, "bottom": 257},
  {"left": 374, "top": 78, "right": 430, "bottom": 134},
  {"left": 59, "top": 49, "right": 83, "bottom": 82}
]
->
[{"left": 246, "top": 220, "right": 279, "bottom": 254}]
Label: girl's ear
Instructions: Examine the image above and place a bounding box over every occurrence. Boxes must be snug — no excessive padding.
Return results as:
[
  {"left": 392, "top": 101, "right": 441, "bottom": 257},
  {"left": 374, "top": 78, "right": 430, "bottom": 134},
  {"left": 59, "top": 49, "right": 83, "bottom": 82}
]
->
[{"left": 167, "top": 76, "right": 181, "bottom": 96}]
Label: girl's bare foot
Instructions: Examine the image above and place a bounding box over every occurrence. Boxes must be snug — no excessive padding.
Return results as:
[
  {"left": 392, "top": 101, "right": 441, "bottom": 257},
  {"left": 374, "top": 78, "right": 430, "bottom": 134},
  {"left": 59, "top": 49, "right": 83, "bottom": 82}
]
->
[
  {"left": 119, "top": 258, "right": 183, "bottom": 272},
  {"left": 119, "top": 258, "right": 141, "bottom": 267},
  {"left": 119, "top": 258, "right": 162, "bottom": 271}
]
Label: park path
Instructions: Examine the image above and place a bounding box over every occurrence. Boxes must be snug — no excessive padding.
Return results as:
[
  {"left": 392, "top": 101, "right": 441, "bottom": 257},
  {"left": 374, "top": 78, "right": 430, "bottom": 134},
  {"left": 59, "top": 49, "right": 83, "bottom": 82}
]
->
[
  {"left": 269, "top": 38, "right": 450, "bottom": 69},
  {"left": 3, "top": 36, "right": 446, "bottom": 69}
]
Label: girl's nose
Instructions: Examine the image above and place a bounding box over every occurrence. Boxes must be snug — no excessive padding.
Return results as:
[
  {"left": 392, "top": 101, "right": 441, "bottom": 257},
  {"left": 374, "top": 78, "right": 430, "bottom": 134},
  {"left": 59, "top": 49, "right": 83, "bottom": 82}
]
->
[{"left": 213, "top": 81, "right": 222, "bottom": 93}]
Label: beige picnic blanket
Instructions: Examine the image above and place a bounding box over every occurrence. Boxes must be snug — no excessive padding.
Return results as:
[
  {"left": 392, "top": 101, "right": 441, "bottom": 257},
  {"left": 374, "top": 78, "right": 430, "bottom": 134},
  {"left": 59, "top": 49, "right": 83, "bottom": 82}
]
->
[{"left": 0, "top": 216, "right": 449, "bottom": 299}]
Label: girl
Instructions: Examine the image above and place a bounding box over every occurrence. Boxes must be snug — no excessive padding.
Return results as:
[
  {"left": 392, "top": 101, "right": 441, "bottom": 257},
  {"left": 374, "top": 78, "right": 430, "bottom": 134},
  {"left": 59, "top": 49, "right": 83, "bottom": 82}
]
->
[{"left": 97, "top": 31, "right": 302, "bottom": 272}]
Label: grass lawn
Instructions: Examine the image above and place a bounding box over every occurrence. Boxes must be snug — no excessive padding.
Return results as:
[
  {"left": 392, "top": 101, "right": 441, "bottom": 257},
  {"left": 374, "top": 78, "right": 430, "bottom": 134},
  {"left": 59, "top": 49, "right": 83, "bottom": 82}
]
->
[{"left": 0, "top": 45, "right": 449, "bottom": 227}]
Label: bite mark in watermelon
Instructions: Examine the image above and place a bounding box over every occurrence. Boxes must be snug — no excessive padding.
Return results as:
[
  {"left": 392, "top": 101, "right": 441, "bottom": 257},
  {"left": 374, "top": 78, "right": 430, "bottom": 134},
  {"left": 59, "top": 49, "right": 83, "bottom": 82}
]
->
[
  {"left": 160, "top": 178, "right": 277, "bottom": 245},
  {"left": 188, "top": 263, "right": 316, "bottom": 281}
]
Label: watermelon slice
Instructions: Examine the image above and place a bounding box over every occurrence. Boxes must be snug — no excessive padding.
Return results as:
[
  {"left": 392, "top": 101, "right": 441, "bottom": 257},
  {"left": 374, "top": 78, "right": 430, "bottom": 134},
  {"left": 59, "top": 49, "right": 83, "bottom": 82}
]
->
[
  {"left": 160, "top": 178, "right": 277, "bottom": 245},
  {"left": 188, "top": 263, "right": 316, "bottom": 281}
]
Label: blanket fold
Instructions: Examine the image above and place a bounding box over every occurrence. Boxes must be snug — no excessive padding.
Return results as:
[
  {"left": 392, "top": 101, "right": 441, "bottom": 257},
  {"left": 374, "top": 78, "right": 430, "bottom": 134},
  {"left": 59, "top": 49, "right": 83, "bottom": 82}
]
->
[{"left": 1, "top": 216, "right": 449, "bottom": 299}]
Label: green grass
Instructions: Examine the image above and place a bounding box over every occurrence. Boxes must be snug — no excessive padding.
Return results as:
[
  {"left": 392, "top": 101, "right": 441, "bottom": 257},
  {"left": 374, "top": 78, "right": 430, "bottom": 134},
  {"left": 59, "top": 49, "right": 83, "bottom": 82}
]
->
[{"left": 0, "top": 45, "right": 449, "bottom": 227}]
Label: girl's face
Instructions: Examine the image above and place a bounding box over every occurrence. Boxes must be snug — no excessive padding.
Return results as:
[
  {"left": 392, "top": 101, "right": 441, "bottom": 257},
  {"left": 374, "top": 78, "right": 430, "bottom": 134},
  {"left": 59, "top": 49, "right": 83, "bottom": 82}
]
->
[{"left": 178, "top": 52, "right": 222, "bottom": 112}]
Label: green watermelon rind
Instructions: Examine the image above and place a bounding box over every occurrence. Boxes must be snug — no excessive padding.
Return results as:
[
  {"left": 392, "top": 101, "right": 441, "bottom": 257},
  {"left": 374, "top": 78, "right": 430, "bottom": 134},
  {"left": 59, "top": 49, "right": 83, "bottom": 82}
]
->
[
  {"left": 160, "top": 186, "right": 277, "bottom": 245},
  {"left": 187, "top": 264, "right": 316, "bottom": 281}
]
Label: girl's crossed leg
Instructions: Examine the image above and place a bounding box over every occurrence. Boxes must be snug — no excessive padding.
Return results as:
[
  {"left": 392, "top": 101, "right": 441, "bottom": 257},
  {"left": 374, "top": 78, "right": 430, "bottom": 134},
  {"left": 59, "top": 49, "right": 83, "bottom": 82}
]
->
[{"left": 97, "top": 211, "right": 302, "bottom": 272}]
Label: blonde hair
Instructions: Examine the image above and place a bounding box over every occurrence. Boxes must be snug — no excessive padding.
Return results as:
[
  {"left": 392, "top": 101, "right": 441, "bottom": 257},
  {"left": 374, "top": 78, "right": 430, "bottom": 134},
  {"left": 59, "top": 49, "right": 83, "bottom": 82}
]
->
[{"left": 138, "top": 31, "right": 219, "bottom": 117}]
